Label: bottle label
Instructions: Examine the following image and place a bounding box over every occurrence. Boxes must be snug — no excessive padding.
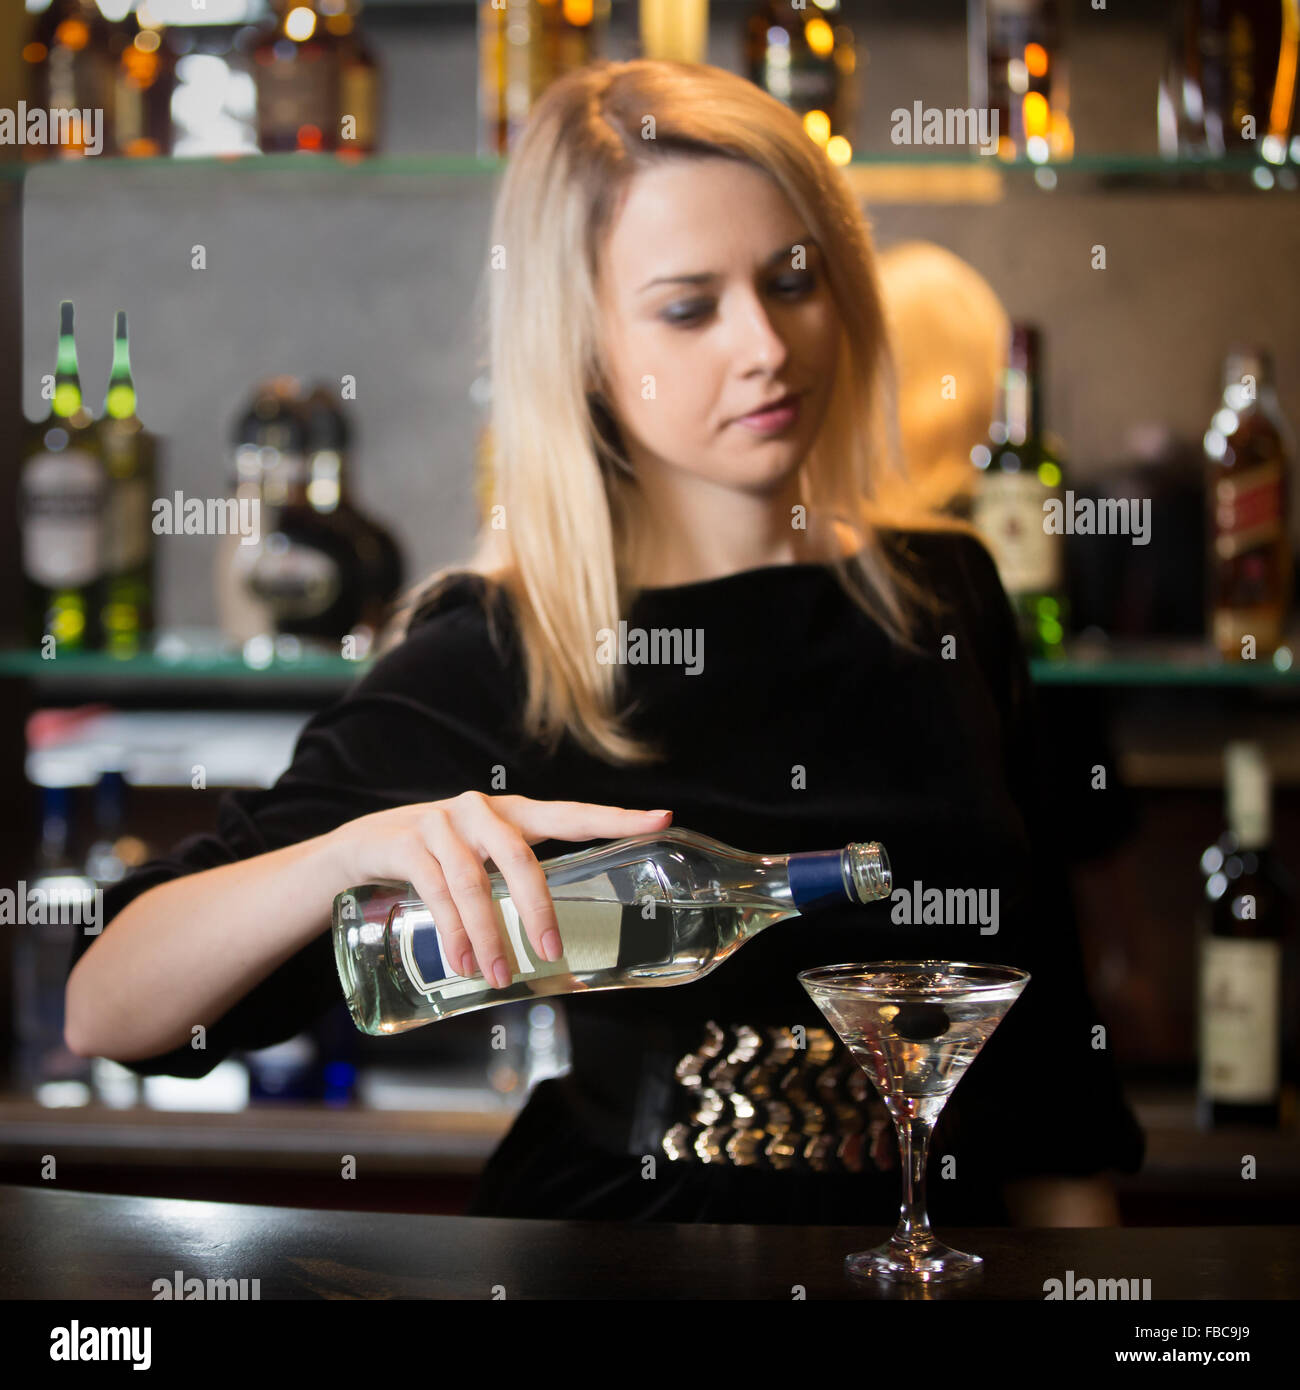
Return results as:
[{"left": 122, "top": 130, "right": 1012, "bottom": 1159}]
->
[
  {"left": 247, "top": 541, "right": 341, "bottom": 620},
  {"left": 1200, "top": 936, "right": 1281, "bottom": 1103},
  {"left": 104, "top": 476, "right": 151, "bottom": 573},
  {"left": 257, "top": 53, "right": 335, "bottom": 144},
  {"left": 20, "top": 450, "right": 104, "bottom": 588},
  {"left": 404, "top": 899, "right": 533, "bottom": 997},
  {"left": 972, "top": 471, "right": 1063, "bottom": 593},
  {"left": 1213, "top": 461, "right": 1284, "bottom": 558}
]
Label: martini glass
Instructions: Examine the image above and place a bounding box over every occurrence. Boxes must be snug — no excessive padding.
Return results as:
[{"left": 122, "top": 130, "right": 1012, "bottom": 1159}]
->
[{"left": 798, "top": 960, "right": 1029, "bottom": 1284}]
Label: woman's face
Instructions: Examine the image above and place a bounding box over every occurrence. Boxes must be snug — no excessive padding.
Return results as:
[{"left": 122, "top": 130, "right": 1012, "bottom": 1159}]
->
[{"left": 594, "top": 156, "right": 841, "bottom": 499}]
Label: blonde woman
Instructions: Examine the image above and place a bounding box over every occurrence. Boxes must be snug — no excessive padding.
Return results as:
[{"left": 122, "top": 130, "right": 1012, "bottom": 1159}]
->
[{"left": 66, "top": 61, "right": 1140, "bottom": 1229}]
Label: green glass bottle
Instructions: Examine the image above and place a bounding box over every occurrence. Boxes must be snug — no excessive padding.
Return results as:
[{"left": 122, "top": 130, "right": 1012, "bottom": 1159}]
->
[
  {"left": 20, "top": 301, "right": 105, "bottom": 651},
  {"left": 97, "top": 311, "right": 158, "bottom": 656},
  {"left": 970, "top": 323, "right": 1069, "bottom": 659}
]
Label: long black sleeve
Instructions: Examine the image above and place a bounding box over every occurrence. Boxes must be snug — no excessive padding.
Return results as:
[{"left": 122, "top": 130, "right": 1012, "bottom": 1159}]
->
[{"left": 66, "top": 578, "right": 516, "bottom": 1078}]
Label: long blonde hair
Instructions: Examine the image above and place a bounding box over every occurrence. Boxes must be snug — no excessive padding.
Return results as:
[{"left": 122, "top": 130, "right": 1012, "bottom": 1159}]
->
[{"left": 385, "top": 59, "right": 978, "bottom": 766}]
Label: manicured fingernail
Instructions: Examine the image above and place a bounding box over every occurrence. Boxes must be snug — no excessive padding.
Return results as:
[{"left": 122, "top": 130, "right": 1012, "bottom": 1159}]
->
[
  {"left": 491, "top": 957, "right": 510, "bottom": 990},
  {"left": 650, "top": 809, "right": 671, "bottom": 816},
  {"left": 542, "top": 929, "right": 563, "bottom": 962},
  {"left": 458, "top": 950, "right": 476, "bottom": 978}
]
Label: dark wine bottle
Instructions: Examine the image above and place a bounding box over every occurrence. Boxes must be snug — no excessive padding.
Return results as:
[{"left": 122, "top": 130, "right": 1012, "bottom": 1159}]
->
[{"left": 1198, "top": 741, "right": 1297, "bottom": 1128}]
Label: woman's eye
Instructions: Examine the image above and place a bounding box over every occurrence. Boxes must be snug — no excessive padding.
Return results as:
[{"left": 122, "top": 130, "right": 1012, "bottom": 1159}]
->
[{"left": 662, "top": 273, "right": 817, "bottom": 326}]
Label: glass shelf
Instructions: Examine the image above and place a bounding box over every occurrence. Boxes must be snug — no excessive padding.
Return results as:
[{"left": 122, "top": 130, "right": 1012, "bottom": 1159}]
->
[
  {"left": 3, "top": 151, "right": 1297, "bottom": 197},
  {"left": 0, "top": 644, "right": 371, "bottom": 686},
  {"left": 1, "top": 637, "right": 1296, "bottom": 688}
]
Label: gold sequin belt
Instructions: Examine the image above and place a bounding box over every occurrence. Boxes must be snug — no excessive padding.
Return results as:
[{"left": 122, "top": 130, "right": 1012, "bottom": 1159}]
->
[{"left": 658, "top": 1020, "right": 898, "bottom": 1174}]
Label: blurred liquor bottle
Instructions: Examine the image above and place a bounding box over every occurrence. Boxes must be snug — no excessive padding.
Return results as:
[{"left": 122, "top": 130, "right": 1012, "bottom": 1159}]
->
[
  {"left": 744, "top": 1, "right": 856, "bottom": 163},
  {"left": 12, "top": 786, "right": 96, "bottom": 1094},
  {"left": 1198, "top": 742, "right": 1298, "bottom": 1129},
  {"left": 324, "top": 0, "right": 382, "bottom": 157},
  {"left": 478, "top": 0, "right": 610, "bottom": 158},
  {"left": 21, "top": 0, "right": 117, "bottom": 162},
  {"left": 300, "top": 384, "right": 405, "bottom": 638},
  {"left": 968, "top": 0, "right": 1072, "bottom": 161},
  {"left": 20, "top": 301, "right": 105, "bottom": 652},
  {"left": 970, "top": 323, "right": 1068, "bottom": 660},
  {"left": 106, "top": 1, "right": 175, "bottom": 158},
  {"left": 1205, "top": 347, "right": 1294, "bottom": 660},
  {"left": 1159, "top": 1, "right": 1212, "bottom": 156},
  {"left": 222, "top": 380, "right": 370, "bottom": 647},
  {"left": 97, "top": 311, "right": 158, "bottom": 657},
  {"left": 216, "top": 386, "right": 278, "bottom": 646},
  {"left": 84, "top": 769, "right": 149, "bottom": 887},
  {"left": 250, "top": 0, "right": 340, "bottom": 153},
  {"left": 1195, "top": 0, "right": 1299, "bottom": 159},
  {"left": 639, "top": 0, "right": 709, "bottom": 63}
]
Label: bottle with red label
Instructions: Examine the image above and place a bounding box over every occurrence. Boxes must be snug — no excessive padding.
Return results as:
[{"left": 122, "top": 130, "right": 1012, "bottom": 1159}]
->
[{"left": 1205, "top": 347, "right": 1294, "bottom": 660}]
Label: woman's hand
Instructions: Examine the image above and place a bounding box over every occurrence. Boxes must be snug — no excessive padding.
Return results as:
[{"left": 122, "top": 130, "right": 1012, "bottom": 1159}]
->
[{"left": 328, "top": 793, "right": 672, "bottom": 989}]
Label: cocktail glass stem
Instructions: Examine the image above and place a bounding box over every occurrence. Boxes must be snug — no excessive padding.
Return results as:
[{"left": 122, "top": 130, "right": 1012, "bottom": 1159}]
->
[{"left": 894, "top": 1114, "right": 933, "bottom": 1248}]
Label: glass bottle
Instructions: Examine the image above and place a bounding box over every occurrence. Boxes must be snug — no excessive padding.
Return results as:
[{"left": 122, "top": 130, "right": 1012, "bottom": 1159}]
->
[
  {"left": 744, "top": 0, "right": 857, "bottom": 163},
  {"left": 13, "top": 786, "right": 97, "bottom": 1094},
  {"left": 250, "top": 0, "right": 341, "bottom": 153},
  {"left": 334, "top": 826, "right": 892, "bottom": 1033},
  {"left": 20, "top": 301, "right": 105, "bottom": 652},
  {"left": 1198, "top": 741, "right": 1297, "bottom": 1128},
  {"left": 97, "top": 311, "right": 158, "bottom": 657},
  {"left": 106, "top": 0, "right": 176, "bottom": 158},
  {"left": 1205, "top": 347, "right": 1294, "bottom": 661},
  {"left": 970, "top": 323, "right": 1069, "bottom": 660},
  {"left": 968, "top": 0, "right": 1072, "bottom": 161},
  {"left": 21, "top": 0, "right": 117, "bottom": 162},
  {"left": 241, "top": 381, "right": 368, "bottom": 643},
  {"left": 323, "top": 0, "right": 380, "bottom": 157},
  {"left": 300, "top": 385, "right": 404, "bottom": 634}
]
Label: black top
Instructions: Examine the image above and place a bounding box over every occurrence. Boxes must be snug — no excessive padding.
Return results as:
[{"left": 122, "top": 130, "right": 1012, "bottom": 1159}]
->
[{"left": 69, "top": 528, "right": 1145, "bottom": 1224}]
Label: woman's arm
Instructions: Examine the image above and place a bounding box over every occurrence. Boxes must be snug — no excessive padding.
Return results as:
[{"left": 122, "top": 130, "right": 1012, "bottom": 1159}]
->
[{"left": 65, "top": 827, "right": 347, "bottom": 1063}]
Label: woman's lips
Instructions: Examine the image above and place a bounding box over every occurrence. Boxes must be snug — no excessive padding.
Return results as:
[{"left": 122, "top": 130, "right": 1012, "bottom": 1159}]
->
[{"left": 733, "top": 393, "right": 803, "bottom": 434}]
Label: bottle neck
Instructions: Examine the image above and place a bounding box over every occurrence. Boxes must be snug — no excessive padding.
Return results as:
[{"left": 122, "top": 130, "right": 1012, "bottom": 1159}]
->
[
  {"left": 54, "top": 304, "right": 83, "bottom": 420},
  {"left": 1226, "top": 744, "right": 1270, "bottom": 850},
  {"left": 993, "top": 327, "right": 1042, "bottom": 446},
  {"left": 105, "top": 318, "right": 138, "bottom": 421},
  {"left": 1221, "top": 351, "right": 1275, "bottom": 413},
  {"left": 785, "top": 843, "right": 892, "bottom": 913}
]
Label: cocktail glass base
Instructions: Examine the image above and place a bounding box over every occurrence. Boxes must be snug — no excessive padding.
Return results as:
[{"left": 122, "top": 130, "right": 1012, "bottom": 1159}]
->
[{"left": 844, "top": 1236, "right": 984, "bottom": 1285}]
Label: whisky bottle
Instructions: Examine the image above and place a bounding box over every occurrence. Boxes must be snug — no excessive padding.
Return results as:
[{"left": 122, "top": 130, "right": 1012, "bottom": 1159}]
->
[
  {"left": 1205, "top": 347, "right": 1294, "bottom": 661},
  {"left": 249, "top": 0, "right": 340, "bottom": 153},
  {"left": 745, "top": 0, "right": 856, "bottom": 161},
  {"left": 478, "top": 0, "right": 550, "bottom": 158},
  {"left": 106, "top": 3, "right": 176, "bottom": 158},
  {"left": 20, "top": 302, "right": 105, "bottom": 651},
  {"left": 969, "top": 0, "right": 1072, "bottom": 161},
  {"left": 970, "top": 323, "right": 1069, "bottom": 659},
  {"left": 300, "top": 385, "right": 403, "bottom": 632},
  {"left": 334, "top": 826, "right": 892, "bottom": 1033},
  {"left": 21, "top": 0, "right": 117, "bottom": 162},
  {"left": 327, "top": 0, "right": 381, "bottom": 157},
  {"left": 241, "top": 383, "right": 368, "bottom": 642},
  {"left": 97, "top": 311, "right": 158, "bottom": 656},
  {"left": 1198, "top": 742, "right": 1297, "bottom": 1128}
]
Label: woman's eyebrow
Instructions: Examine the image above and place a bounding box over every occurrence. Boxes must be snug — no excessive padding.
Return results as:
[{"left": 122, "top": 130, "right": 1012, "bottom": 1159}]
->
[{"left": 637, "top": 236, "right": 820, "bottom": 293}]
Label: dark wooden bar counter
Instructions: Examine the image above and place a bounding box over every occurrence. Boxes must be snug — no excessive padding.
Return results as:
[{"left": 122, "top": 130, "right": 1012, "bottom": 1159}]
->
[{"left": 2, "top": 1184, "right": 1296, "bottom": 1301}]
